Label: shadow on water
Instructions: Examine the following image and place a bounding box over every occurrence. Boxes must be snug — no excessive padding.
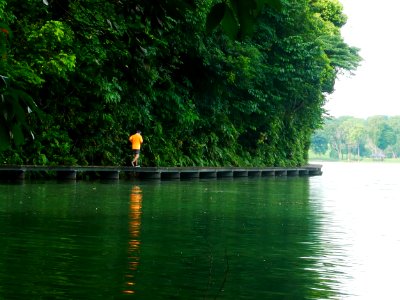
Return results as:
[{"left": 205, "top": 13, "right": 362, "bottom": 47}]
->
[{"left": 0, "top": 177, "right": 342, "bottom": 299}]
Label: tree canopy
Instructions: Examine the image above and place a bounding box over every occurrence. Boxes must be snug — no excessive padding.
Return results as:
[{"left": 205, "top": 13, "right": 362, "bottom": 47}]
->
[
  {"left": 311, "top": 115, "right": 400, "bottom": 160},
  {"left": 0, "top": 0, "right": 360, "bottom": 167}
]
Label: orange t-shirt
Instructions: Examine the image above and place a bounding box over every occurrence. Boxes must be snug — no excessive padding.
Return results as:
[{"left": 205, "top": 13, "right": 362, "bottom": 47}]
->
[{"left": 129, "top": 133, "right": 143, "bottom": 150}]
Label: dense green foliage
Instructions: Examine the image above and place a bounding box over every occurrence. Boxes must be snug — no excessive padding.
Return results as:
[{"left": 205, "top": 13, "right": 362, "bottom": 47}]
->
[
  {"left": 311, "top": 115, "right": 400, "bottom": 160},
  {"left": 0, "top": 0, "right": 360, "bottom": 167}
]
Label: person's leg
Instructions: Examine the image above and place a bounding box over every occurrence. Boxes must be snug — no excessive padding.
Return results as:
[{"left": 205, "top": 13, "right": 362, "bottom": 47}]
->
[
  {"left": 132, "top": 150, "right": 138, "bottom": 166},
  {"left": 133, "top": 153, "right": 139, "bottom": 166}
]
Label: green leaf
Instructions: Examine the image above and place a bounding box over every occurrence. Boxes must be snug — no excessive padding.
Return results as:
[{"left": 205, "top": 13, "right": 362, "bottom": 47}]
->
[
  {"left": 232, "top": 0, "right": 258, "bottom": 38},
  {"left": 9, "top": 88, "right": 42, "bottom": 115},
  {"left": 168, "top": 0, "right": 195, "bottom": 11},
  {"left": 11, "top": 97, "right": 27, "bottom": 125},
  {"left": 206, "top": 3, "right": 227, "bottom": 34},
  {"left": 0, "top": 23, "right": 13, "bottom": 40},
  {"left": 0, "top": 126, "right": 11, "bottom": 151},
  {"left": 11, "top": 123, "right": 25, "bottom": 145},
  {"left": 259, "top": 0, "right": 282, "bottom": 11},
  {"left": 221, "top": 8, "right": 239, "bottom": 39}
]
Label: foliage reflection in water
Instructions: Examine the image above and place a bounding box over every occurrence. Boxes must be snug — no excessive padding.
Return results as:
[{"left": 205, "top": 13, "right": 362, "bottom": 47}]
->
[{"left": 1, "top": 171, "right": 385, "bottom": 299}]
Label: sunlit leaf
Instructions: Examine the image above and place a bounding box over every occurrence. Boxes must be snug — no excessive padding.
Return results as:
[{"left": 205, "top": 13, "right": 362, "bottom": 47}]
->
[
  {"left": 106, "top": 19, "right": 113, "bottom": 29},
  {"left": 0, "top": 75, "right": 8, "bottom": 88}
]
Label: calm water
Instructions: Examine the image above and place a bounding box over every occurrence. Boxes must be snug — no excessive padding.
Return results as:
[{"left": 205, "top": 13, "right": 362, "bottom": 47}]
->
[{"left": 0, "top": 162, "right": 400, "bottom": 299}]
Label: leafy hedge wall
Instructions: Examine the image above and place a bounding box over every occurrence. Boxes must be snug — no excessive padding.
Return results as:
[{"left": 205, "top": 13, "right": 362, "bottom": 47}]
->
[{"left": 0, "top": 0, "right": 360, "bottom": 166}]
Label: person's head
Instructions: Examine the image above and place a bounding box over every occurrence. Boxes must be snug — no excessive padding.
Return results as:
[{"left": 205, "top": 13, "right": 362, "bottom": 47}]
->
[{"left": 136, "top": 130, "right": 141, "bottom": 134}]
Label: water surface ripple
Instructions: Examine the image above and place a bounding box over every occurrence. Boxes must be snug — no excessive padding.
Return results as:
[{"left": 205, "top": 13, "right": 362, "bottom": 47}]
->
[{"left": 1, "top": 162, "right": 399, "bottom": 299}]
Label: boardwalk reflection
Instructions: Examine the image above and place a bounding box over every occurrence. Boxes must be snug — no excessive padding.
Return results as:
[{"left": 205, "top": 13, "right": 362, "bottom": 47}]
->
[{"left": 122, "top": 186, "right": 142, "bottom": 295}]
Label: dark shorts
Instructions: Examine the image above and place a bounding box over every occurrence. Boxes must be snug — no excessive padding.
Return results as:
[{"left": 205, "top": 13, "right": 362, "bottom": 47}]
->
[{"left": 132, "top": 149, "right": 140, "bottom": 155}]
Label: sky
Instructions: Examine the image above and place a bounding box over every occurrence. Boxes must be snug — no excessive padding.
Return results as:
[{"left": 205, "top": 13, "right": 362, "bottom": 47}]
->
[{"left": 323, "top": 0, "right": 400, "bottom": 119}]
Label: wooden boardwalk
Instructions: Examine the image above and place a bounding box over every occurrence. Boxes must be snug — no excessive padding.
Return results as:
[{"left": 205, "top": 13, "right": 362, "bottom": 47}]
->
[{"left": 0, "top": 165, "right": 322, "bottom": 180}]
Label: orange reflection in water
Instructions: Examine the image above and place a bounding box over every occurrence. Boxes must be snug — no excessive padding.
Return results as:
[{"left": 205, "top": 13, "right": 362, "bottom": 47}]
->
[{"left": 122, "top": 185, "right": 142, "bottom": 295}]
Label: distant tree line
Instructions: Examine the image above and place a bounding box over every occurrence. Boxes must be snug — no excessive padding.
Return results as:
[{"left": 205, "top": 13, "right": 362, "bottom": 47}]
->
[
  {"left": 1, "top": 0, "right": 360, "bottom": 167},
  {"left": 311, "top": 116, "right": 400, "bottom": 160}
]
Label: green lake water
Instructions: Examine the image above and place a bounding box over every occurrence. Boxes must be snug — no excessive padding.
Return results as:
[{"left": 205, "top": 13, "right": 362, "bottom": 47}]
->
[{"left": 1, "top": 162, "right": 400, "bottom": 299}]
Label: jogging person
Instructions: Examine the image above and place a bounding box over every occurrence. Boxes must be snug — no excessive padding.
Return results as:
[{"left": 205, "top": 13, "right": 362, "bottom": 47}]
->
[{"left": 129, "top": 130, "right": 143, "bottom": 167}]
